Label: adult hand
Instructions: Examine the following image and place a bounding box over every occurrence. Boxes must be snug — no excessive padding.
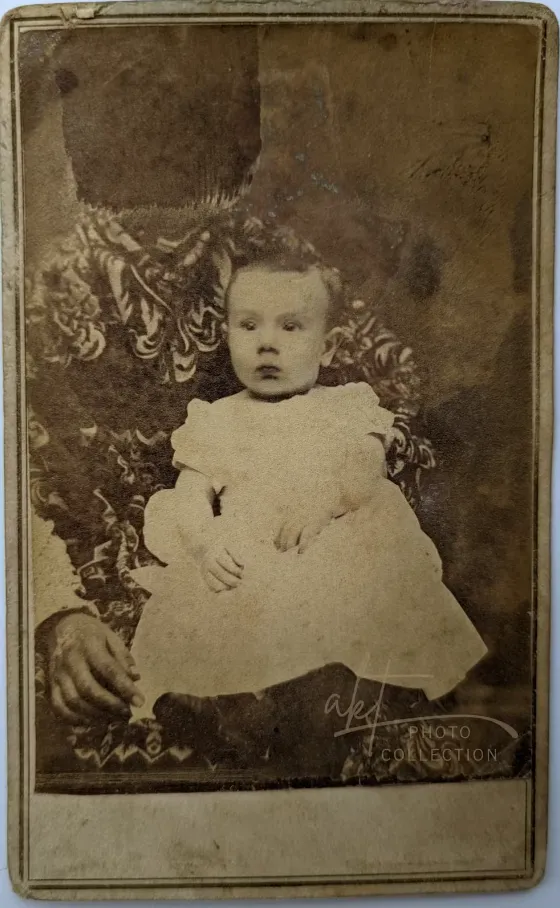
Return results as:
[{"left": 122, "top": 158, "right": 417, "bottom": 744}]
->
[{"left": 45, "top": 612, "right": 144, "bottom": 723}]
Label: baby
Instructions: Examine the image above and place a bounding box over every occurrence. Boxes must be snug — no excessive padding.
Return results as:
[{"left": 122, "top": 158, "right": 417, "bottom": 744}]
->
[{"left": 130, "top": 256, "right": 488, "bottom": 717}]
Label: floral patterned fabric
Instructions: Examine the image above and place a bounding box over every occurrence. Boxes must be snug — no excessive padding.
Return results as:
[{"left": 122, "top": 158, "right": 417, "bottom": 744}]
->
[
  {"left": 29, "top": 207, "right": 522, "bottom": 787},
  {"left": 29, "top": 206, "right": 435, "bottom": 638}
]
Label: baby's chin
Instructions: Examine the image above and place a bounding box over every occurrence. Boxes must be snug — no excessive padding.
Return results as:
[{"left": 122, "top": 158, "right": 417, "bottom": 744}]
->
[{"left": 244, "top": 378, "right": 316, "bottom": 400}]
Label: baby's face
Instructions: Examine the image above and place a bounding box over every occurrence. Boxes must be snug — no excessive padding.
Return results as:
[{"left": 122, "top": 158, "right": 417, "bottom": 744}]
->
[{"left": 226, "top": 267, "right": 336, "bottom": 398}]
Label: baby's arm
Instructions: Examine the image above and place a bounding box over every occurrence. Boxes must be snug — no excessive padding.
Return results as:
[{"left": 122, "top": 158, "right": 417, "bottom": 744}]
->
[
  {"left": 173, "top": 468, "right": 215, "bottom": 558},
  {"left": 340, "top": 433, "right": 387, "bottom": 513},
  {"left": 173, "top": 469, "right": 244, "bottom": 592}
]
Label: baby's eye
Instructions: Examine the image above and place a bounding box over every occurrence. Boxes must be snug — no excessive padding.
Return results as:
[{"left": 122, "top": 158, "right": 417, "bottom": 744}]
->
[
  {"left": 283, "top": 321, "right": 302, "bottom": 332},
  {"left": 240, "top": 320, "right": 256, "bottom": 331}
]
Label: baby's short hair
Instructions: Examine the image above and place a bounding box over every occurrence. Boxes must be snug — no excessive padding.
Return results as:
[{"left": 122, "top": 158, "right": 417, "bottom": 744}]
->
[{"left": 226, "top": 253, "right": 343, "bottom": 327}]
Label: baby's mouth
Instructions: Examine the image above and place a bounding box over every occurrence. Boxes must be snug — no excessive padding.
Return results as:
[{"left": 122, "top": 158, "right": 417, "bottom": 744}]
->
[{"left": 256, "top": 364, "right": 281, "bottom": 378}]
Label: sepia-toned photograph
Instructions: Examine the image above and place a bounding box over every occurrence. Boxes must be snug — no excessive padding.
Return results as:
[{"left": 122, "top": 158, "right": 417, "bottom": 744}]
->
[{"left": 1, "top": 0, "right": 555, "bottom": 898}]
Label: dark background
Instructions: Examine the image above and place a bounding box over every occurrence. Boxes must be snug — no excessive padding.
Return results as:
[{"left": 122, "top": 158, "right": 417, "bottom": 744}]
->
[{"left": 20, "top": 22, "right": 539, "bottom": 729}]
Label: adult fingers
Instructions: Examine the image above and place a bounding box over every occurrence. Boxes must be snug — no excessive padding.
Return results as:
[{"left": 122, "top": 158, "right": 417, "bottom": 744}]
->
[
  {"left": 74, "top": 668, "right": 134, "bottom": 716},
  {"left": 58, "top": 673, "right": 108, "bottom": 719},
  {"left": 69, "top": 649, "right": 138, "bottom": 714},
  {"left": 106, "top": 633, "right": 141, "bottom": 680},
  {"left": 51, "top": 682, "right": 89, "bottom": 725},
  {"left": 88, "top": 645, "right": 145, "bottom": 708}
]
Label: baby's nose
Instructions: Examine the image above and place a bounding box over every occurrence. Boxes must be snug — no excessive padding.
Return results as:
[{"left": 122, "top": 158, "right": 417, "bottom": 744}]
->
[{"left": 257, "top": 341, "right": 279, "bottom": 355}]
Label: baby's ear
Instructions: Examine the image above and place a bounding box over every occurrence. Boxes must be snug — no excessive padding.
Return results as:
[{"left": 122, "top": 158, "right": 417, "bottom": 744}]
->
[
  {"left": 320, "top": 327, "right": 345, "bottom": 367},
  {"left": 221, "top": 319, "right": 229, "bottom": 339}
]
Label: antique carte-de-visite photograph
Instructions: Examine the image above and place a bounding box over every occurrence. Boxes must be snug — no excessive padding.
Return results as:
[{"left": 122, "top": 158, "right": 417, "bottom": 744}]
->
[{"left": 1, "top": 0, "right": 555, "bottom": 899}]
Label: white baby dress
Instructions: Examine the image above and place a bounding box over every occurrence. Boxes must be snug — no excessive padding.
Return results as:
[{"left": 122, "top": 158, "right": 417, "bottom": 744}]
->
[{"left": 130, "top": 382, "right": 488, "bottom": 717}]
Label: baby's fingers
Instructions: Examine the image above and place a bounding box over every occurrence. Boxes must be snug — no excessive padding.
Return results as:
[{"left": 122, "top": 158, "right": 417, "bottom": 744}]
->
[
  {"left": 205, "top": 572, "right": 228, "bottom": 593},
  {"left": 217, "top": 550, "right": 243, "bottom": 579},
  {"left": 277, "top": 519, "right": 303, "bottom": 552},
  {"left": 224, "top": 547, "right": 245, "bottom": 570},
  {"left": 208, "top": 563, "right": 241, "bottom": 590},
  {"left": 298, "top": 522, "right": 320, "bottom": 553}
]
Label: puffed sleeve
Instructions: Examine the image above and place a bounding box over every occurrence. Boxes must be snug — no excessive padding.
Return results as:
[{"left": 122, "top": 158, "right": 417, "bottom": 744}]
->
[
  {"left": 170, "top": 398, "right": 225, "bottom": 493},
  {"left": 342, "top": 382, "right": 395, "bottom": 447},
  {"left": 31, "top": 510, "right": 98, "bottom": 628}
]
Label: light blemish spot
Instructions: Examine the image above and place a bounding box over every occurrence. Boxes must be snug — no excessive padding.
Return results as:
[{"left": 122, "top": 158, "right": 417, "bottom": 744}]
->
[
  {"left": 311, "top": 172, "right": 340, "bottom": 194},
  {"left": 313, "top": 86, "right": 328, "bottom": 118},
  {"left": 295, "top": 152, "right": 306, "bottom": 162}
]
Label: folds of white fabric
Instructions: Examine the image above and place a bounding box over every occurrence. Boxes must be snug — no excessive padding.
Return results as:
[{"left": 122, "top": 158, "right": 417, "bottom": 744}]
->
[{"left": 130, "top": 479, "right": 488, "bottom": 717}]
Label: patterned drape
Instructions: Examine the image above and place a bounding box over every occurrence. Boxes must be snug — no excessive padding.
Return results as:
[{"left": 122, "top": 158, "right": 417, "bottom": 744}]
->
[
  {"left": 28, "top": 206, "right": 436, "bottom": 645},
  {"left": 29, "top": 207, "right": 527, "bottom": 786}
]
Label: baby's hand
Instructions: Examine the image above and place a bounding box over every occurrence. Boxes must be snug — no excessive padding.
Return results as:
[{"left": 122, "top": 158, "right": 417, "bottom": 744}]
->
[
  {"left": 200, "top": 540, "right": 245, "bottom": 593},
  {"left": 274, "top": 509, "right": 334, "bottom": 554}
]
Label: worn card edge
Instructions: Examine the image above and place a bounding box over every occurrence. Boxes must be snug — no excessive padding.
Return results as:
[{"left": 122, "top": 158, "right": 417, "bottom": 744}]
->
[{"left": 0, "top": 0, "right": 556, "bottom": 899}]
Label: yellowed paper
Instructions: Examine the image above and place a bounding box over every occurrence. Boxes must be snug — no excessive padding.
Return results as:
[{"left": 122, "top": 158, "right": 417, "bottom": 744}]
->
[{"left": 1, "top": 0, "right": 554, "bottom": 899}]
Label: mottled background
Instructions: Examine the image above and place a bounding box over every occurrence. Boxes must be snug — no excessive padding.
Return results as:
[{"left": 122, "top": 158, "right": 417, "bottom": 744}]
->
[{"left": 20, "top": 22, "right": 539, "bottom": 731}]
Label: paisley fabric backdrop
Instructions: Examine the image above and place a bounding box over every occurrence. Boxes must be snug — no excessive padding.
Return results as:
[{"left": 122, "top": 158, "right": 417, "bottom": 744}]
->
[
  {"left": 29, "top": 207, "right": 527, "bottom": 787},
  {"left": 29, "top": 206, "right": 436, "bottom": 639}
]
